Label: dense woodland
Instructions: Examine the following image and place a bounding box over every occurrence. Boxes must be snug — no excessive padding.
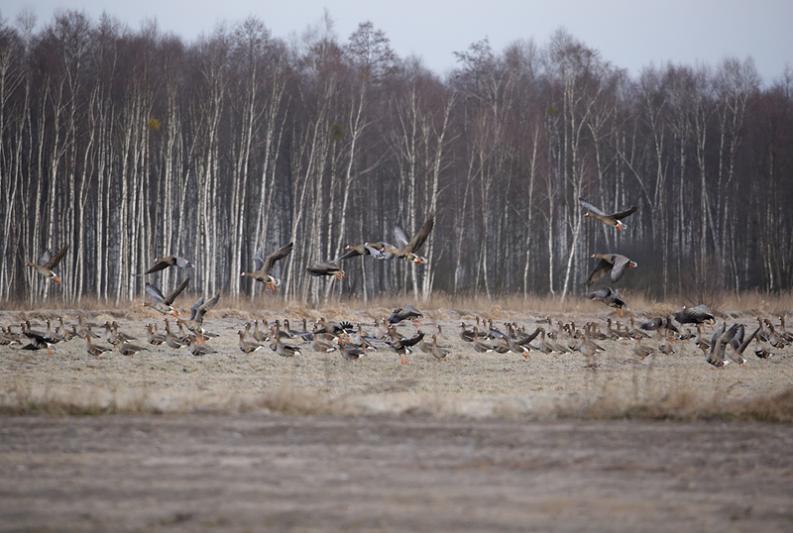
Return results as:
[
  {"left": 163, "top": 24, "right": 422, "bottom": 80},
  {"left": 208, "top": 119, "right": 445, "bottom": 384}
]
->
[{"left": 1, "top": 11, "right": 792, "bottom": 304}]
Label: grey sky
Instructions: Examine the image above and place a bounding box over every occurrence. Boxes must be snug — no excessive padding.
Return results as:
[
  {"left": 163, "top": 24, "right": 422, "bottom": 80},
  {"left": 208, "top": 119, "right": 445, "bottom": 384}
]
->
[{"left": 3, "top": 0, "right": 792, "bottom": 81}]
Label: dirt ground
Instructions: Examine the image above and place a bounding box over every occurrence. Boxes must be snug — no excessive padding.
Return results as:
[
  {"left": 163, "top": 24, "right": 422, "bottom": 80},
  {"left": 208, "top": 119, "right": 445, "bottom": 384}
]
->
[
  {"left": 1, "top": 307, "right": 791, "bottom": 417},
  {"left": 2, "top": 414, "right": 793, "bottom": 532}
]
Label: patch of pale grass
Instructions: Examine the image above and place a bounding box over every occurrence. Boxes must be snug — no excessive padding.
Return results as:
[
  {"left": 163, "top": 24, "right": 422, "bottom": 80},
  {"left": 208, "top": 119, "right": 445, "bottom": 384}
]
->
[
  {"left": 556, "top": 370, "right": 793, "bottom": 423},
  {"left": 6, "top": 289, "right": 791, "bottom": 317}
]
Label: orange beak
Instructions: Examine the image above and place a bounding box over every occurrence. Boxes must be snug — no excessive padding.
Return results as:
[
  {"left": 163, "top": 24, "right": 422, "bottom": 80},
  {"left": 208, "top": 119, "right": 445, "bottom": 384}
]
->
[{"left": 53, "top": 275, "right": 62, "bottom": 285}]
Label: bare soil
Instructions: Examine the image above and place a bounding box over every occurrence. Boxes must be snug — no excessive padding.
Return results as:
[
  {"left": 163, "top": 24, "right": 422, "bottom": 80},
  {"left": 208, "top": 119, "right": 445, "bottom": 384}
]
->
[{"left": 2, "top": 414, "right": 793, "bottom": 532}]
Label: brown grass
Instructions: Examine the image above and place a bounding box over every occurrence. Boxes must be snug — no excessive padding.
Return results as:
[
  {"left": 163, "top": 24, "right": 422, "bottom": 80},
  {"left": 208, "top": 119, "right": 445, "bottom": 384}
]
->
[
  {"left": 4, "top": 290, "right": 792, "bottom": 320},
  {"left": 557, "top": 367, "right": 793, "bottom": 422},
  {"left": 3, "top": 376, "right": 792, "bottom": 422}
]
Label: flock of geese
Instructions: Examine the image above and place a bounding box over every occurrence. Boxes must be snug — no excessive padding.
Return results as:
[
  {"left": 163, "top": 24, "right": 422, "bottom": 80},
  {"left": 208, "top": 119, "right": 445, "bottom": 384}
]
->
[
  {"left": 3, "top": 303, "right": 791, "bottom": 369},
  {"left": 17, "top": 199, "right": 791, "bottom": 367}
]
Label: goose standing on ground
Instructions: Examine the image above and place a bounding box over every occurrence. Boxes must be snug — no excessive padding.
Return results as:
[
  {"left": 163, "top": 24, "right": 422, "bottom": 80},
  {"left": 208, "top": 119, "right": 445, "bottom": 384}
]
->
[
  {"left": 391, "top": 212, "right": 435, "bottom": 264},
  {"left": 143, "top": 255, "right": 192, "bottom": 275},
  {"left": 578, "top": 198, "right": 637, "bottom": 232},
  {"left": 306, "top": 261, "right": 345, "bottom": 280},
  {"left": 241, "top": 242, "right": 293, "bottom": 292},
  {"left": 22, "top": 331, "right": 58, "bottom": 354},
  {"left": 586, "top": 253, "right": 638, "bottom": 286},
  {"left": 145, "top": 278, "right": 189, "bottom": 316},
  {"left": 238, "top": 330, "right": 264, "bottom": 354},
  {"left": 26, "top": 245, "right": 69, "bottom": 285}
]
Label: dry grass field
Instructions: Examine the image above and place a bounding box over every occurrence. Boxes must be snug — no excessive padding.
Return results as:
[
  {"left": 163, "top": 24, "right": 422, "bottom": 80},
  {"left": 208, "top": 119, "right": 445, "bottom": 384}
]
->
[
  {"left": 2, "top": 293, "right": 793, "bottom": 420},
  {"left": 2, "top": 294, "right": 793, "bottom": 531}
]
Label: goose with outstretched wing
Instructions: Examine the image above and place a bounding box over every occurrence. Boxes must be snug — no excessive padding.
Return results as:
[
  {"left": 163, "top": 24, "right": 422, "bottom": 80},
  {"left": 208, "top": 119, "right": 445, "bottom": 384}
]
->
[
  {"left": 145, "top": 278, "right": 189, "bottom": 316},
  {"left": 27, "top": 244, "right": 69, "bottom": 285},
  {"left": 586, "top": 253, "right": 638, "bottom": 286},
  {"left": 241, "top": 241, "right": 293, "bottom": 291},
  {"left": 392, "top": 212, "right": 434, "bottom": 264},
  {"left": 144, "top": 255, "right": 192, "bottom": 275},
  {"left": 579, "top": 198, "right": 637, "bottom": 232}
]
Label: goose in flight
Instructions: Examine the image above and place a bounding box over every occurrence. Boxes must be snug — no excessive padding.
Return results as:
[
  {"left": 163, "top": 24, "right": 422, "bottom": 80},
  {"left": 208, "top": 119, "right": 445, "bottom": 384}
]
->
[
  {"left": 241, "top": 241, "right": 293, "bottom": 291},
  {"left": 579, "top": 198, "right": 637, "bottom": 232},
  {"left": 26, "top": 245, "right": 68, "bottom": 285},
  {"left": 145, "top": 278, "right": 189, "bottom": 316},
  {"left": 338, "top": 241, "right": 393, "bottom": 261},
  {"left": 391, "top": 212, "right": 435, "bottom": 264},
  {"left": 587, "top": 287, "right": 626, "bottom": 309},
  {"left": 586, "top": 253, "right": 638, "bottom": 286},
  {"left": 144, "top": 255, "right": 192, "bottom": 275},
  {"left": 178, "top": 293, "right": 220, "bottom": 334},
  {"left": 306, "top": 261, "right": 345, "bottom": 280}
]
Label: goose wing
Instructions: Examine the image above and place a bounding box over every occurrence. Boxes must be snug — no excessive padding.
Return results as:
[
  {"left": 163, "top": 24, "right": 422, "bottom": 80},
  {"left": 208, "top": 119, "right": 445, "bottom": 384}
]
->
[
  {"left": 611, "top": 206, "right": 638, "bottom": 220},
  {"left": 164, "top": 277, "right": 190, "bottom": 305},
  {"left": 145, "top": 283, "right": 166, "bottom": 303},
  {"left": 307, "top": 261, "right": 340, "bottom": 276},
  {"left": 145, "top": 256, "right": 174, "bottom": 275},
  {"left": 263, "top": 242, "right": 294, "bottom": 274},
  {"left": 578, "top": 198, "right": 607, "bottom": 217},
  {"left": 405, "top": 213, "right": 435, "bottom": 254},
  {"left": 338, "top": 244, "right": 365, "bottom": 261},
  {"left": 44, "top": 245, "right": 69, "bottom": 269},
  {"left": 610, "top": 254, "right": 631, "bottom": 282},
  {"left": 393, "top": 226, "right": 409, "bottom": 249},
  {"left": 587, "top": 259, "right": 612, "bottom": 286},
  {"left": 190, "top": 296, "right": 205, "bottom": 321}
]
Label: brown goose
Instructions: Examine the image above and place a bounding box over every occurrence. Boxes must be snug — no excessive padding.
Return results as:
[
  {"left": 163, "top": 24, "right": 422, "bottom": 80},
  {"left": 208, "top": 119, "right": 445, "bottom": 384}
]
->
[
  {"left": 387, "top": 305, "right": 423, "bottom": 324},
  {"left": 588, "top": 287, "right": 626, "bottom": 309},
  {"left": 241, "top": 242, "right": 293, "bottom": 291},
  {"left": 85, "top": 335, "right": 112, "bottom": 356},
  {"left": 306, "top": 261, "right": 345, "bottom": 280},
  {"left": 338, "top": 241, "right": 393, "bottom": 261},
  {"left": 26, "top": 245, "right": 68, "bottom": 285},
  {"left": 586, "top": 253, "right": 638, "bottom": 286},
  {"left": 21, "top": 331, "right": 58, "bottom": 354},
  {"left": 238, "top": 330, "right": 264, "bottom": 353},
  {"left": 632, "top": 337, "right": 655, "bottom": 359},
  {"left": 313, "top": 335, "right": 338, "bottom": 353},
  {"left": 579, "top": 198, "right": 637, "bottom": 232},
  {"left": 338, "top": 336, "right": 365, "bottom": 360},
  {"left": 706, "top": 322, "right": 736, "bottom": 367},
  {"left": 271, "top": 337, "right": 301, "bottom": 357},
  {"left": 674, "top": 305, "right": 714, "bottom": 325},
  {"left": 391, "top": 212, "right": 434, "bottom": 264},
  {"left": 145, "top": 278, "right": 189, "bottom": 315},
  {"left": 146, "top": 324, "right": 166, "bottom": 346},
  {"left": 386, "top": 330, "right": 425, "bottom": 364},
  {"left": 430, "top": 335, "right": 450, "bottom": 360},
  {"left": 178, "top": 293, "right": 221, "bottom": 334},
  {"left": 115, "top": 341, "right": 147, "bottom": 356},
  {"left": 190, "top": 335, "right": 217, "bottom": 356},
  {"left": 144, "top": 255, "right": 192, "bottom": 275}
]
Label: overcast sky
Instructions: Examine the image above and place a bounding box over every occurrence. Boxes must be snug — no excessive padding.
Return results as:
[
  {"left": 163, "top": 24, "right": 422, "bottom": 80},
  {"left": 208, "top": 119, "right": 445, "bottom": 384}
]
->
[{"left": 2, "top": 0, "right": 791, "bottom": 81}]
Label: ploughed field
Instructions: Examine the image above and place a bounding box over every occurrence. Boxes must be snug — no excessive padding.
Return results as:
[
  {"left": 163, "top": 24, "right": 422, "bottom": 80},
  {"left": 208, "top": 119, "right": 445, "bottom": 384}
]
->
[{"left": 2, "top": 415, "right": 793, "bottom": 532}]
